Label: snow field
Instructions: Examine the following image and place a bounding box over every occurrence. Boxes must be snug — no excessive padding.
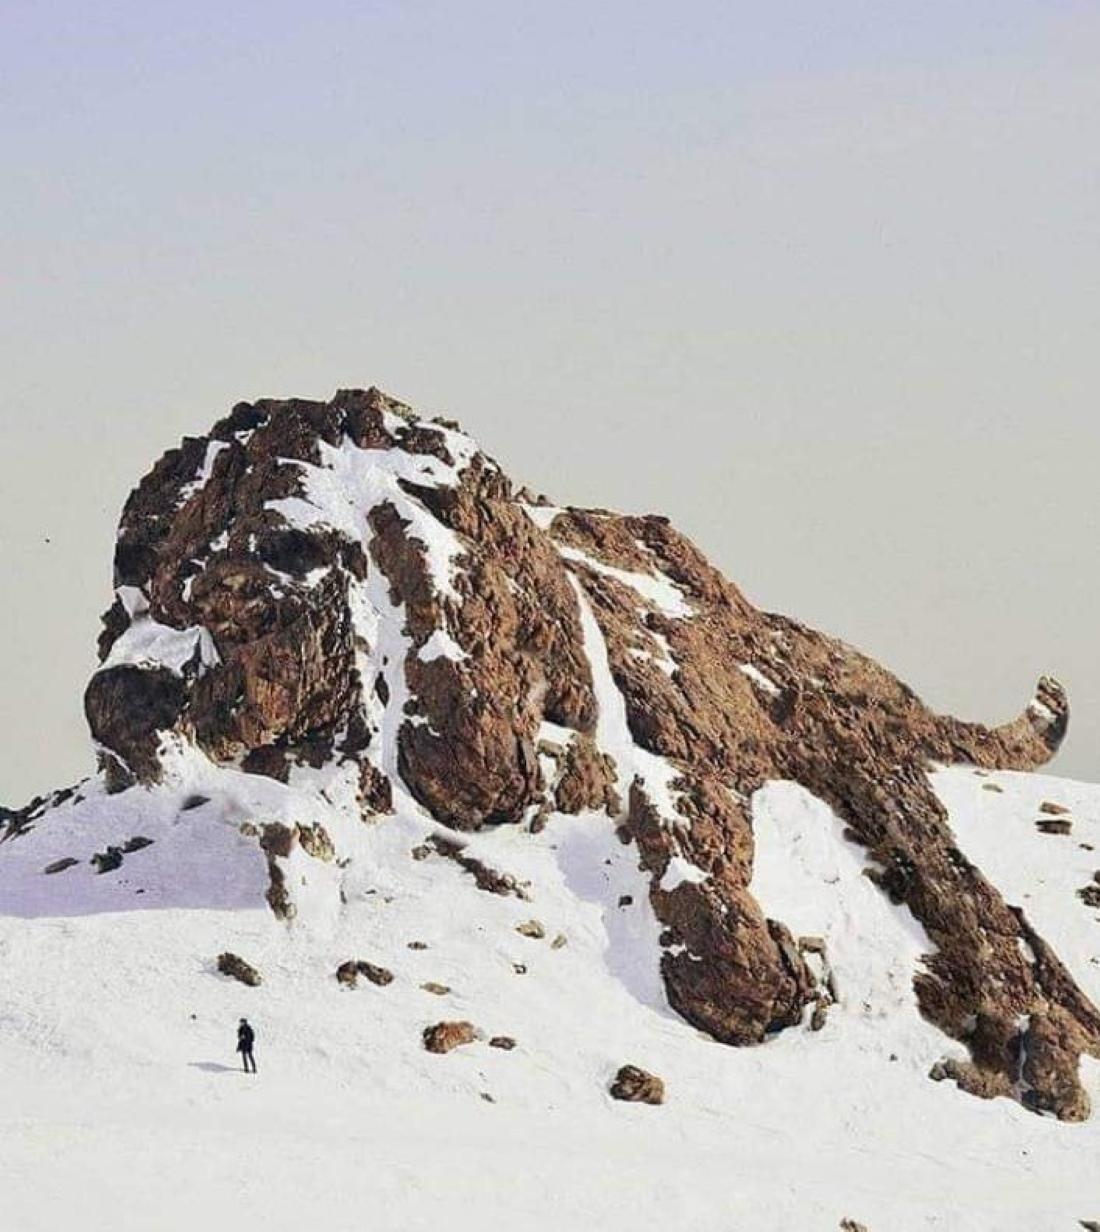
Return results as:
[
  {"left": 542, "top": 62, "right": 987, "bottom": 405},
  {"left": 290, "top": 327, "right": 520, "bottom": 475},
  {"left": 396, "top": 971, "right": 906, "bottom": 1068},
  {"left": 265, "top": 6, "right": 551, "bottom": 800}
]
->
[{"left": 4, "top": 760, "right": 1100, "bottom": 1229}]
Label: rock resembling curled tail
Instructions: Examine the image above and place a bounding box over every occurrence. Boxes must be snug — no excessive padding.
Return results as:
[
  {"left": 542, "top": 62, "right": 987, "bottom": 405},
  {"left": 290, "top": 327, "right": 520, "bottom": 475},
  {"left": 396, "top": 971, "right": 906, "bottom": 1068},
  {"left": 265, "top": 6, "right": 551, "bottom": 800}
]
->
[
  {"left": 1026, "top": 675, "right": 1070, "bottom": 752},
  {"left": 992, "top": 675, "right": 1069, "bottom": 768}
]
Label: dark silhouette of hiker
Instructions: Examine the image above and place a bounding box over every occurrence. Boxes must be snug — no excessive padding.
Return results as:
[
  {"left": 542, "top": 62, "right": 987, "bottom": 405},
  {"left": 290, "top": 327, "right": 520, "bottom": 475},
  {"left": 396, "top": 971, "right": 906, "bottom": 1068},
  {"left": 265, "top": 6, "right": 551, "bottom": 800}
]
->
[{"left": 237, "top": 1017, "right": 257, "bottom": 1073}]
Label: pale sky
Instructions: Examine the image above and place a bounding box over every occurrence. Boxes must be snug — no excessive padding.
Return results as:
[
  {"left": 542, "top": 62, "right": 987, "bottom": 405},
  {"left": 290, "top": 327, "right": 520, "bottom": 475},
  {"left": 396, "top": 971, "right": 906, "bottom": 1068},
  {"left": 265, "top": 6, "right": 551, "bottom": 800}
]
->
[{"left": 2, "top": 1, "right": 1098, "bottom": 804}]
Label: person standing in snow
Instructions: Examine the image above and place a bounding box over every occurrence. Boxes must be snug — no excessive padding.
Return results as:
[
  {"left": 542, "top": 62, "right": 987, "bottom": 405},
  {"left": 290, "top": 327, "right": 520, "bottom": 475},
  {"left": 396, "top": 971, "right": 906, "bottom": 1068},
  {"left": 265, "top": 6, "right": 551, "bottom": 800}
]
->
[{"left": 237, "top": 1017, "right": 257, "bottom": 1073}]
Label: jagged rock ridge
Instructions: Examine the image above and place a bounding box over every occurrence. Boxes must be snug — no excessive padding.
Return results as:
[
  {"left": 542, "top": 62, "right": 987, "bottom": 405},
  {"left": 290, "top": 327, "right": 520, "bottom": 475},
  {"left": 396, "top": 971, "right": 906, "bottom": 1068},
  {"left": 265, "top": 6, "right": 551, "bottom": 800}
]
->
[{"left": 12, "top": 387, "right": 1098, "bottom": 1120}]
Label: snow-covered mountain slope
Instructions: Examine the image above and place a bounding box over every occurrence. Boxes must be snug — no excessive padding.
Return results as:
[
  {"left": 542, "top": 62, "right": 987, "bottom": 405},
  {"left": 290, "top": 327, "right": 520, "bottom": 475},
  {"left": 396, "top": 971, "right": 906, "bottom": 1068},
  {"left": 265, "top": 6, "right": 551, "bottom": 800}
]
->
[
  {"left": 2, "top": 758, "right": 1099, "bottom": 1230},
  {"left": 2, "top": 388, "right": 1099, "bottom": 1230}
]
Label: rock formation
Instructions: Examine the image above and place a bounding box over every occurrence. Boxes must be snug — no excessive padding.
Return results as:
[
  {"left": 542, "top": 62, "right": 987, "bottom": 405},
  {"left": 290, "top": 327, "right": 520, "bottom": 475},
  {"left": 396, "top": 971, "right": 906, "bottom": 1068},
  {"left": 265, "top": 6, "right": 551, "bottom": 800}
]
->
[{"left": 9, "top": 386, "right": 1097, "bottom": 1119}]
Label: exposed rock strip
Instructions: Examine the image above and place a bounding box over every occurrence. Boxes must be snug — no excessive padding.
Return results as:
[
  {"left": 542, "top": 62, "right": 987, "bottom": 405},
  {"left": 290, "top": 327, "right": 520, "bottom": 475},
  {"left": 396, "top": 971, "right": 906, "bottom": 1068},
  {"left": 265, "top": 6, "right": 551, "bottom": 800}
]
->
[{"left": 418, "top": 834, "right": 531, "bottom": 899}]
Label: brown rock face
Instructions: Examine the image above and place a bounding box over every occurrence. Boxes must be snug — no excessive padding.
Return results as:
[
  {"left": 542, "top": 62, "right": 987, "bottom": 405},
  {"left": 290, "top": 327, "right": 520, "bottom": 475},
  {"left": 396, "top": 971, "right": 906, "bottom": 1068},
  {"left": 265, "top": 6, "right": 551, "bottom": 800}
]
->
[{"left": 68, "top": 387, "right": 1098, "bottom": 1120}]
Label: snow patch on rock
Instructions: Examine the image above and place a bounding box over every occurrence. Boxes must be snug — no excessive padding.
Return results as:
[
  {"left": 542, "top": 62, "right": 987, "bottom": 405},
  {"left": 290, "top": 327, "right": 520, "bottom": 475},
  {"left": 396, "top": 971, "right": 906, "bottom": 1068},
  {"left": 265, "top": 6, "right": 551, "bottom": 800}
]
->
[
  {"left": 556, "top": 544, "right": 693, "bottom": 619},
  {"left": 266, "top": 437, "right": 470, "bottom": 601},
  {"left": 568, "top": 575, "right": 684, "bottom": 827}
]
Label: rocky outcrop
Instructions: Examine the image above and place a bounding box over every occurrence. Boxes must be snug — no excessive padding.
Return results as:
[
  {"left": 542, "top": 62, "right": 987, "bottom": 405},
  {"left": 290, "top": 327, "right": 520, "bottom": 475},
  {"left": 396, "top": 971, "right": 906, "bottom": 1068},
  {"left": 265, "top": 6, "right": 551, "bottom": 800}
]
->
[
  {"left": 43, "top": 857, "right": 79, "bottom": 875},
  {"left": 28, "top": 385, "right": 1094, "bottom": 1120}
]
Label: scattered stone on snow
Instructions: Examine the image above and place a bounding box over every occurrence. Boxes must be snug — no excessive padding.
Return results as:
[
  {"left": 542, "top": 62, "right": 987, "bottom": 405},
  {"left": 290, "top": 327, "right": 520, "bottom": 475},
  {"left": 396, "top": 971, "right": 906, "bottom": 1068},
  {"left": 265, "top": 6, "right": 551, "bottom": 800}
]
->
[
  {"left": 1077, "top": 884, "right": 1100, "bottom": 910},
  {"left": 216, "top": 952, "right": 262, "bottom": 987},
  {"left": 609, "top": 1064, "right": 665, "bottom": 1105},
  {"left": 336, "top": 960, "right": 394, "bottom": 988},
  {"left": 423, "top": 1021, "right": 478, "bottom": 1053},
  {"left": 1036, "top": 818, "right": 1073, "bottom": 836},
  {"left": 297, "top": 823, "right": 334, "bottom": 862},
  {"left": 1039, "top": 801, "right": 1071, "bottom": 816},
  {"left": 90, "top": 846, "right": 124, "bottom": 874},
  {"left": 43, "top": 857, "right": 79, "bottom": 875}
]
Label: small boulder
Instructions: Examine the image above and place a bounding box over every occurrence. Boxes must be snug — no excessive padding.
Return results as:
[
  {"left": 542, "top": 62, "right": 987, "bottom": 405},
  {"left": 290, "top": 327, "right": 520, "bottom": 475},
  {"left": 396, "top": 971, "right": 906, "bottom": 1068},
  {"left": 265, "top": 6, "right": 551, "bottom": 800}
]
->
[
  {"left": 407, "top": 940, "right": 429, "bottom": 950},
  {"left": 1036, "top": 818, "right": 1072, "bottom": 836},
  {"left": 361, "top": 963, "right": 394, "bottom": 986},
  {"left": 90, "top": 846, "right": 124, "bottom": 874},
  {"left": 609, "top": 1064, "right": 664, "bottom": 1105},
  {"left": 515, "top": 919, "right": 545, "bottom": 940},
  {"left": 336, "top": 960, "right": 394, "bottom": 988},
  {"left": 551, "top": 933, "right": 568, "bottom": 950},
  {"left": 423, "top": 1021, "right": 478, "bottom": 1054},
  {"left": 297, "top": 823, "right": 334, "bottom": 862},
  {"left": 1039, "top": 801, "right": 1071, "bottom": 816},
  {"left": 1077, "top": 884, "right": 1100, "bottom": 909},
  {"left": 217, "top": 952, "right": 262, "bottom": 987},
  {"left": 122, "top": 835, "right": 154, "bottom": 853},
  {"left": 489, "top": 1036, "right": 516, "bottom": 1050},
  {"left": 43, "top": 857, "right": 79, "bottom": 875},
  {"left": 421, "top": 982, "right": 451, "bottom": 996}
]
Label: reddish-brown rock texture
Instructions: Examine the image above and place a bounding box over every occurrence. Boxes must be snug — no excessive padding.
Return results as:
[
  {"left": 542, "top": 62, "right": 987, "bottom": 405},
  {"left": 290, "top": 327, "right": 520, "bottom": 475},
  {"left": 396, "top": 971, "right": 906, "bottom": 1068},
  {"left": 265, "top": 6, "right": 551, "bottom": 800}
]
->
[{"left": 41, "top": 387, "right": 1097, "bottom": 1120}]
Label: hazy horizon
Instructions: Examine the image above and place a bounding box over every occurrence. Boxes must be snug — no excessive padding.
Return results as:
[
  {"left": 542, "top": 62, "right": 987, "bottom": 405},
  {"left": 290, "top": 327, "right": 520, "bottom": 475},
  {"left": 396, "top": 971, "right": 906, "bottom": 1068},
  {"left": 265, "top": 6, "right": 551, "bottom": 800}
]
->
[{"left": 2, "top": 1, "right": 1098, "bottom": 802}]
